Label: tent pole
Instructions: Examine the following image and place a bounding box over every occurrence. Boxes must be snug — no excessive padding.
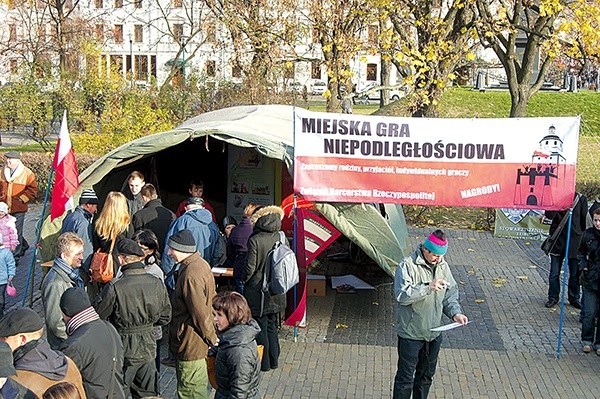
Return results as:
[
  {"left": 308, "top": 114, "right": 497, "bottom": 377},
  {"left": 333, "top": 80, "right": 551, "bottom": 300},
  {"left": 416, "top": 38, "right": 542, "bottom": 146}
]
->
[
  {"left": 292, "top": 194, "right": 298, "bottom": 342},
  {"left": 556, "top": 207, "right": 574, "bottom": 359},
  {"left": 22, "top": 168, "right": 54, "bottom": 307}
]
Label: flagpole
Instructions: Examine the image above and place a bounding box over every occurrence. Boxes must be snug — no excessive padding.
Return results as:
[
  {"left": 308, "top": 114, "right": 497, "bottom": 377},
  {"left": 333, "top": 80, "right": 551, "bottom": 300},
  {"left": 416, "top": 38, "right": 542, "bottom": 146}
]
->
[
  {"left": 22, "top": 168, "right": 53, "bottom": 307},
  {"left": 556, "top": 208, "right": 574, "bottom": 359},
  {"left": 291, "top": 105, "right": 299, "bottom": 342}
]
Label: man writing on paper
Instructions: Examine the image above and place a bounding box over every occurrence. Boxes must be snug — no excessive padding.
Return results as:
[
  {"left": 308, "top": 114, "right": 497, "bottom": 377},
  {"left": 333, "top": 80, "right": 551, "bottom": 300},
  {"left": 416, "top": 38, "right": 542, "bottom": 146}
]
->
[{"left": 393, "top": 229, "right": 468, "bottom": 399}]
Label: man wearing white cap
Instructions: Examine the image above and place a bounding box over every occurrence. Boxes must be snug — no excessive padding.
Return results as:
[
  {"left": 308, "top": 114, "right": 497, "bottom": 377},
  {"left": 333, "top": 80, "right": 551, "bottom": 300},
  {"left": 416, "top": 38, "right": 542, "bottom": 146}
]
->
[
  {"left": 0, "top": 151, "right": 38, "bottom": 261},
  {"left": 62, "top": 189, "right": 99, "bottom": 275}
]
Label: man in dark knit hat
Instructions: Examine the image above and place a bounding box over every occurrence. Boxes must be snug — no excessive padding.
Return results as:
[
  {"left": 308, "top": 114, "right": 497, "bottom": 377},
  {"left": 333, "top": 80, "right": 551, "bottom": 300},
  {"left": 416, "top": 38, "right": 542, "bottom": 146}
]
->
[
  {"left": 94, "top": 238, "right": 171, "bottom": 399},
  {"left": 59, "top": 287, "right": 125, "bottom": 398},
  {"left": 0, "top": 340, "right": 36, "bottom": 398},
  {"left": 0, "top": 308, "right": 85, "bottom": 398},
  {"left": 392, "top": 229, "right": 468, "bottom": 399},
  {"left": 167, "top": 229, "right": 217, "bottom": 399},
  {"left": 61, "top": 189, "right": 99, "bottom": 279}
]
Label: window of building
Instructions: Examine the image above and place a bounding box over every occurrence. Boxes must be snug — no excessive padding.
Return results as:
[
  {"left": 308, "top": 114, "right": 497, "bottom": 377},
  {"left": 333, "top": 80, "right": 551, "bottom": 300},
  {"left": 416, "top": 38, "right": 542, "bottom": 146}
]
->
[
  {"left": 8, "top": 25, "right": 16, "bottom": 42},
  {"left": 366, "top": 63, "right": 377, "bottom": 81},
  {"left": 126, "top": 55, "right": 132, "bottom": 74},
  {"left": 134, "top": 25, "right": 143, "bottom": 43},
  {"left": 113, "top": 24, "right": 123, "bottom": 43},
  {"left": 367, "top": 25, "right": 378, "bottom": 44},
  {"left": 95, "top": 0, "right": 103, "bottom": 8},
  {"left": 95, "top": 24, "right": 104, "bottom": 41},
  {"left": 206, "top": 60, "right": 216, "bottom": 77},
  {"left": 311, "top": 62, "right": 321, "bottom": 80},
  {"left": 115, "top": 0, "right": 122, "bottom": 8},
  {"left": 173, "top": 24, "right": 183, "bottom": 43},
  {"left": 150, "top": 55, "right": 156, "bottom": 79},
  {"left": 9, "top": 59, "right": 18, "bottom": 74},
  {"left": 205, "top": 23, "right": 215, "bottom": 43},
  {"left": 283, "top": 63, "right": 294, "bottom": 79},
  {"left": 232, "top": 63, "right": 242, "bottom": 78},
  {"left": 134, "top": 0, "right": 142, "bottom": 8},
  {"left": 312, "top": 28, "right": 319, "bottom": 44},
  {"left": 173, "top": 0, "right": 182, "bottom": 7},
  {"left": 136, "top": 54, "right": 147, "bottom": 80}
]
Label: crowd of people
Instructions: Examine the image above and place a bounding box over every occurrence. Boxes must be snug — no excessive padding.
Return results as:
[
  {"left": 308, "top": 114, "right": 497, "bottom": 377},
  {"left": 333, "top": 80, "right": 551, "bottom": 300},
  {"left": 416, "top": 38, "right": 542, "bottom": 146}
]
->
[{"left": 0, "top": 166, "right": 289, "bottom": 399}]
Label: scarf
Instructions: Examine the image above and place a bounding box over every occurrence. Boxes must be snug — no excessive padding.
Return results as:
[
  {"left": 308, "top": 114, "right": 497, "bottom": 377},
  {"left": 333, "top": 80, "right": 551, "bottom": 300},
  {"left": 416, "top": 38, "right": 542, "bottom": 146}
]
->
[
  {"left": 54, "top": 257, "right": 84, "bottom": 289},
  {"left": 66, "top": 306, "right": 100, "bottom": 336}
]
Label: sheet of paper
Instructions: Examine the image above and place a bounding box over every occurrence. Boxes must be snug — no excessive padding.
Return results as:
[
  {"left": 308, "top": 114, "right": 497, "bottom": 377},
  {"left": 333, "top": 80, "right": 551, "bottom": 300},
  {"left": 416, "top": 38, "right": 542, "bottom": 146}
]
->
[
  {"left": 430, "top": 321, "right": 470, "bottom": 332},
  {"left": 211, "top": 267, "right": 228, "bottom": 274}
]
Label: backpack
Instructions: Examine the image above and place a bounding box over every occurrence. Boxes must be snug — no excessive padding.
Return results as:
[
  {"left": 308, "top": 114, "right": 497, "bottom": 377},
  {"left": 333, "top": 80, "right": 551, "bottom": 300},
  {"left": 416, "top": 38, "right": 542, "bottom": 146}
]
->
[{"left": 263, "top": 231, "right": 299, "bottom": 295}]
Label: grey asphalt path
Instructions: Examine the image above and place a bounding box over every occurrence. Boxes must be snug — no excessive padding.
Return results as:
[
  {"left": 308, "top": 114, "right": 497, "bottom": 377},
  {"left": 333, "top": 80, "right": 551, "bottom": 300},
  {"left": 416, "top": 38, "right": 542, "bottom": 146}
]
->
[{"left": 11, "top": 207, "right": 600, "bottom": 398}]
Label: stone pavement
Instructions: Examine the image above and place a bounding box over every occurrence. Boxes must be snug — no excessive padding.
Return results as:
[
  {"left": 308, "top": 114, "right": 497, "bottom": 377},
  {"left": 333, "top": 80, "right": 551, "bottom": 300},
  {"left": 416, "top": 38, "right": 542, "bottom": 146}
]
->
[{"left": 8, "top": 207, "right": 600, "bottom": 398}]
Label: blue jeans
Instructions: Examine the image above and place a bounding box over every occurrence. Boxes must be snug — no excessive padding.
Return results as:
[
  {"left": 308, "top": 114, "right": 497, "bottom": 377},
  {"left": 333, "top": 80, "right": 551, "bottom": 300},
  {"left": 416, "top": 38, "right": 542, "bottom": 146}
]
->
[
  {"left": 548, "top": 255, "right": 580, "bottom": 302},
  {"left": 393, "top": 335, "right": 442, "bottom": 399},
  {"left": 581, "top": 286, "right": 600, "bottom": 347}
]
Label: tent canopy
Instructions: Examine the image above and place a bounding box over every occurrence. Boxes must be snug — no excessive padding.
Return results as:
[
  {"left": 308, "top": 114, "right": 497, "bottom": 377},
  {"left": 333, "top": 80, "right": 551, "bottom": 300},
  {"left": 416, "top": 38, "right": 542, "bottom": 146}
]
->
[{"left": 40, "top": 105, "right": 408, "bottom": 275}]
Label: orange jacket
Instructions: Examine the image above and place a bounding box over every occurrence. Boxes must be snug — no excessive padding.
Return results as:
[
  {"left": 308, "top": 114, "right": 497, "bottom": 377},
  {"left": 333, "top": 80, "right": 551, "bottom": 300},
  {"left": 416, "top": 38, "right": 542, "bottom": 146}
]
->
[{"left": 0, "top": 163, "right": 37, "bottom": 214}]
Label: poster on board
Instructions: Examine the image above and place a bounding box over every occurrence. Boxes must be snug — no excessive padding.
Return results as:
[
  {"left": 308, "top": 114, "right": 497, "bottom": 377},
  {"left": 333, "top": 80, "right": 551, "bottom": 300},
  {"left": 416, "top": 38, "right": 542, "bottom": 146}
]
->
[
  {"left": 293, "top": 109, "right": 579, "bottom": 211},
  {"left": 226, "top": 145, "right": 275, "bottom": 221},
  {"left": 493, "top": 208, "right": 550, "bottom": 240}
]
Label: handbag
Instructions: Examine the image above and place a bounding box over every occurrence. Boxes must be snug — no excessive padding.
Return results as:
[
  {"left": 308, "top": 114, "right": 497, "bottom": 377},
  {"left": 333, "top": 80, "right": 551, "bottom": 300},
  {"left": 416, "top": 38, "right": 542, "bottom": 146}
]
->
[
  {"left": 90, "top": 237, "right": 116, "bottom": 283},
  {"left": 206, "top": 344, "right": 264, "bottom": 389},
  {"left": 5, "top": 281, "right": 16, "bottom": 297},
  {"left": 542, "top": 194, "right": 580, "bottom": 256}
]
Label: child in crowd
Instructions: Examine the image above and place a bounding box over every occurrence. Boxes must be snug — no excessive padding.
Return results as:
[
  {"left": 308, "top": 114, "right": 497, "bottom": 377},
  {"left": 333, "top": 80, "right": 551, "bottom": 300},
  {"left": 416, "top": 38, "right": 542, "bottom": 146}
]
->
[
  {"left": 175, "top": 179, "right": 216, "bottom": 221},
  {"left": 0, "top": 202, "right": 19, "bottom": 251},
  {"left": 0, "top": 232, "right": 16, "bottom": 317},
  {"left": 578, "top": 207, "right": 600, "bottom": 354},
  {"left": 211, "top": 291, "right": 261, "bottom": 399}
]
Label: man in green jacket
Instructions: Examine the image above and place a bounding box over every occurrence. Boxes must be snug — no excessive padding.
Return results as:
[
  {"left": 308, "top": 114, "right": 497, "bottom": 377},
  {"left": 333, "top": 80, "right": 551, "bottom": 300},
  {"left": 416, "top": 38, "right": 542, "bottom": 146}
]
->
[{"left": 393, "top": 229, "right": 468, "bottom": 399}]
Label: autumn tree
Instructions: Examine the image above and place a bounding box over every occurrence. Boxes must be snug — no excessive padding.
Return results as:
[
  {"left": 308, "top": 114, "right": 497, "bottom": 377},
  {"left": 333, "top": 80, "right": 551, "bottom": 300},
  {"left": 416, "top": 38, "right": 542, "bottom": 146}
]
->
[
  {"left": 377, "top": 0, "right": 477, "bottom": 117},
  {"left": 558, "top": 0, "right": 600, "bottom": 76}
]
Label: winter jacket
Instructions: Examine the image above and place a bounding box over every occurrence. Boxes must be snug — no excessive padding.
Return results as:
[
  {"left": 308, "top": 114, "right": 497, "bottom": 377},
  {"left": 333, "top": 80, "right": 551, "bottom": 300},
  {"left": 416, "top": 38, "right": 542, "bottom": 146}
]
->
[
  {"left": 0, "top": 163, "right": 37, "bottom": 214},
  {"left": 59, "top": 317, "right": 126, "bottom": 399},
  {"left": 162, "top": 208, "right": 222, "bottom": 290},
  {"left": 545, "top": 193, "right": 588, "bottom": 259},
  {"left": 227, "top": 216, "right": 253, "bottom": 280},
  {"left": 41, "top": 258, "right": 84, "bottom": 349},
  {"left": 0, "top": 246, "right": 15, "bottom": 285},
  {"left": 175, "top": 196, "right": 217, "bottom": 221},
  {"left": 214, "top": 320, "right": 262, "bottom": 399},
  {"left": 131, "top": 198, "right": 175, "bottom": 253},
  {"left": 62, "top": 206, "right": 95, "bottom": 272},
  {"left": 578, "top": 227, "right": 600, "bottom": 290},
  {"left": 394, "top": 245, "right": 462, "bottom": 342},
  {"left": 0, "top": 378, "right": 37, "bottom": 399},
  {"left": 169, "top": 251, "right": 218, "bottom": 361},
  {"left": 0, "top": 213, "right": 18, "bottom": 251},
  {"left": 243, "top": 206, "right": 287, "bottom": 318},
  {"left": 12, "top": 338, "right": 86, "bottom": 398},
  {"left": 122, "top": 189, "right": 144, "bottom": 217},
  {"left": 94, "top": 261, "right": 171, "bottom": 365}
]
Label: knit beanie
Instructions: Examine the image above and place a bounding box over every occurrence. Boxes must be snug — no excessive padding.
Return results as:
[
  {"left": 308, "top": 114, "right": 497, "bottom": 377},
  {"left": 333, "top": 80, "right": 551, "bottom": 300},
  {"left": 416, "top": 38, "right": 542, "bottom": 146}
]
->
[
  {"left": 79, "top": 189, "right": 99, "bottom": 205},
  {"left": 423, "top": 230, "right": 448, "bottom": 255},
  {"left": 60, "top": 287, "right": 91, "bottom": 317},
  {"left": 168, "top": 229, "right": 196, "bottom": 253}
]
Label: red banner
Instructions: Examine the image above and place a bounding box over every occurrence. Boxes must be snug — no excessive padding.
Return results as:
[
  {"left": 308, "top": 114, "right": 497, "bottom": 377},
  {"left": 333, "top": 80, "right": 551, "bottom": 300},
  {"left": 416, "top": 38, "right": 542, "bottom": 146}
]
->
[{"left": 293, "top": 110, "right": 579, "bottom": 211}]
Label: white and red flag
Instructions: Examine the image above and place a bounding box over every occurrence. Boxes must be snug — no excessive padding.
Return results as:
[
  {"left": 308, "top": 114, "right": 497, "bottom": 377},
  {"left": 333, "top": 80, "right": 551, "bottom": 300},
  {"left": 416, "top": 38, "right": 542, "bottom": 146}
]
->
[{"left": 51, "top": 111, "right": 79, "bottom": 220}]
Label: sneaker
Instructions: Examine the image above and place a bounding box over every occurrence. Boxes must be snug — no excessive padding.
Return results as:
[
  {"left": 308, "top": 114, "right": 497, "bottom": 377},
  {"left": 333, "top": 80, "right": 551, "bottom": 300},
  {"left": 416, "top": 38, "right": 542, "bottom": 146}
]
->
[
  {"left": 545, "top": 299, "right": 558, "bottom": 308},
  {"left": 596, "top": 349, "right": 600, "bottom": 356},
  {"left": 160, "top": 356, "right": 176, "bottom": 367},
  {"left": 583, "top": 345, "right": 593, "bottom": 353}
]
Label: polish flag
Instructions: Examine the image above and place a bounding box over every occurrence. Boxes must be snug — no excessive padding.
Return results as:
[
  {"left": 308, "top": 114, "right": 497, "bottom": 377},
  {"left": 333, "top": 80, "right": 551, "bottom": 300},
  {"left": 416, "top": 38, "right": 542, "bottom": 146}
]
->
[{"left": 51, "top": 111, "right": 79, "bottom": 220}]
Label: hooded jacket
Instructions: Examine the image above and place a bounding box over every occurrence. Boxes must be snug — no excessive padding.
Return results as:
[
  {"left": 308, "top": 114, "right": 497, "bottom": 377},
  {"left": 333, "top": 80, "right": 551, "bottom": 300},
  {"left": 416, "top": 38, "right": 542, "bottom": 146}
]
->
[
  {"left": 578, "top": 227, "right": 600, "bottom": 290},
  {"left": 12, "top": 338, "right": 86, "bottom": 398},
  {"left": 243, "top": 206, "right": 287, "bottom": 318},
  {"left": 0, "top": 246, "right": 15, "bottom": 285},
  {"left": 0, "top": 213, "right": 18, "bottom": 251},
  {"left": 214, "top": 320, "right": 262, "bottom": 399},
  {"left": 394, "top": 245, "right": 462, "bottom": 342},
  {"left": 169, "top": 251, "right": 218, "bottom": 361},
  {"left": 0, "top": 162, "right": 37, "bottom": 214},
  {"left": 545, "top": 193, "right": 588, "bottom": 259},
  {"left": 162, "top": 207, "right": 221, "bottom": 290}
]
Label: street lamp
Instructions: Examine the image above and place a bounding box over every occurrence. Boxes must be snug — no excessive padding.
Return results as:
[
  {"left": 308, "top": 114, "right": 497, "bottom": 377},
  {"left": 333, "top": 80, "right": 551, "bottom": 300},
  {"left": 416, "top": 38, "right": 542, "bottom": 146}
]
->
[
  {"left": 129, "top": 35, "right": 133, "bottom": 83},
  {"left": 181, "top": 35, "right": 187, "bottom": 85}
]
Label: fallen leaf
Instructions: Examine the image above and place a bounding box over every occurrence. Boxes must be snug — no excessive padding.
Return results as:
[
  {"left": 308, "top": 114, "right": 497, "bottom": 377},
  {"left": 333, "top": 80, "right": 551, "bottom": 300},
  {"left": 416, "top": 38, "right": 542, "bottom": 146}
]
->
[
  {"left": 467, "top": 270, "right": 476, "bottom": 274},
  {"left": 469, "top": 238, "right": 477, "bottom": 241},
  {"left": 569, "top": 311, "right": 578, "bottom": 316},
  {"left": 372, "top": 302, "right": 379, "bottom": 306},
  {"left": 498, "top": 242, "right": 504, "bottom": 246},
  {"left": 475, "top": 299, "right": 485, "bottom": 303},
  {"left": 524, "top": 242, "right": 531, "bottom": 245},
  {"left": 459, "top": 281, "right": 466, "bottom": 285},
  {"left": 529, "top": 265, "right": 537, "bottom": 269},
  {"left": 335, "top": 323, "right": 348, "bottom": 329},
  {"left": 516, "top": 275, "right": 528, "bottom": 280},
  {"left": 467, "top": 248, "right": 475, "bottom": 252}
]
